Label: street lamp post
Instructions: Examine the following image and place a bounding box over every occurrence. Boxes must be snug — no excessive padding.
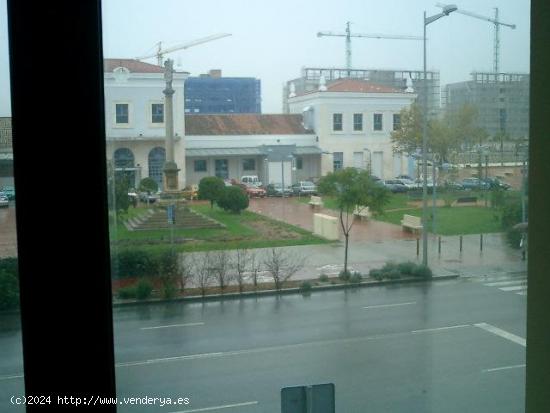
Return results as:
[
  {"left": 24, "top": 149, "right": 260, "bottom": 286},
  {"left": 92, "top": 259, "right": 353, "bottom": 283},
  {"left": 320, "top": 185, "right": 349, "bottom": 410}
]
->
[{"left": 422, "top": 4, "right": 457, "bottom": 266}]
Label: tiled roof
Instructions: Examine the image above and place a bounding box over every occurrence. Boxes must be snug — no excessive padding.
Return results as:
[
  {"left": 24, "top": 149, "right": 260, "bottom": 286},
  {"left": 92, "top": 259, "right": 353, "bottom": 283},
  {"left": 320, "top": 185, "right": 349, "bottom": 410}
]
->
[
  {"left": 326, "top": 78, "right": 402, "bottom": 93},
  {"left": 104, "top": 59, "right": 165, "bottom": 73},
  {"left": 185, "top": 114, "right": 315, "bottom": 135}
]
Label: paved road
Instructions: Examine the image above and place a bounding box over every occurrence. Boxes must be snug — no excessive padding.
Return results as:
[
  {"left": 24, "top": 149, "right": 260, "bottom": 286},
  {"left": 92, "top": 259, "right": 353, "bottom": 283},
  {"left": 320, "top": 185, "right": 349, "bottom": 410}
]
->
[{"left": 1, "top": 272, "right": 527, "bottom": 412}]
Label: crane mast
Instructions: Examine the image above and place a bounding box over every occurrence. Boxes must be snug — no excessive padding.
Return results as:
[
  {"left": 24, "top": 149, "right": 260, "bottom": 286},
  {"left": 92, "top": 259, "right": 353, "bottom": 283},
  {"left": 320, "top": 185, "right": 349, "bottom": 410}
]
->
[
  {"left": 435, "top": 3, "right": 515, "bottom": 73},
  {"left": 317, "top": 22, "right": 422, "bottom": 73}
]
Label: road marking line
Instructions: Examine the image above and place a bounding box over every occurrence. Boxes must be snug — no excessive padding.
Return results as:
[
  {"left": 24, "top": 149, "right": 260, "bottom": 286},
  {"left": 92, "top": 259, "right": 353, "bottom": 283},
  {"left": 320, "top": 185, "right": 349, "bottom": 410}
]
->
[
  {"left": 483, "top": 364, "right": 526, "bottom": 373},
  {"left": 516, "top": 291, "right": 528, "bottom": 296},
  {"left": 411, "top": 324, "right": 470, "bottom": 334},
  {"left": 363, "top": 301, "right": 416, "bottom": 309},
  {"left": 0, "top": 374, "right": 24, "bottom": 381},
  {"left": 117, "top": 324, "right": 470, "bottom": 368},
  {"left": 500, "top": 286, "right": 527, "bottom": 292},
  {"left": 484, "top": 280, "right": 527, "bottom": 287},
  {"left": 171, "top": 401, "right": 258, "bottom": 412},
  {"left": 474, "top": 323, "right": 526, "bottom": 347},
  {"left": 141, "top": 322, "right": 205, "bottom": 330}
]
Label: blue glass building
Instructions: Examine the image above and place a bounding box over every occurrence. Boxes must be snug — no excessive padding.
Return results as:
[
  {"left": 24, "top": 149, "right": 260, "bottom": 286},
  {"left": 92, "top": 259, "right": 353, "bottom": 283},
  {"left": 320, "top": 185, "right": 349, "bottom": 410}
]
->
[{"left": 185, "top": 70, "right": 261, "bottom": 114}]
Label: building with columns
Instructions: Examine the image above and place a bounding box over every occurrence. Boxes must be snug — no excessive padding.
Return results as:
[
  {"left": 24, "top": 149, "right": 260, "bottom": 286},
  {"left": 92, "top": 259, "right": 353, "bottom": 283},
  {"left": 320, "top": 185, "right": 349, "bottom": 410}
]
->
[{"left": 287, "top": 77, "right": 417, "bottom": 179}]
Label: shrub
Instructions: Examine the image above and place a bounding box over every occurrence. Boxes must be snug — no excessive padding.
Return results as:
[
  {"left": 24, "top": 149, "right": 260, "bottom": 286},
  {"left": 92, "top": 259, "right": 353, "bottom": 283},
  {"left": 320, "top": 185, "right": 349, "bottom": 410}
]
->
[
  {"left": 411, "top": 264, "right": 433, "bottom": 279},
  {"left": 385, "top": 269, "right": 402, "bottom": 280},
  {"left": 397, "top": 261, "right": 416, "bottom": 276},
  {"left": 319, "top": 274, "right": 329, "bottom": 282},
  {"left": 135, "top": 278, "right": 153, "bottom": 300},
  {"left": 217, "top": 186, "right": 249, "bottom": 214},
  {"left": 350, "top": 272, "right": 363, "bottom": 284},
  {"left": 112, "top": 249, "right": 159, "bottom": 279},
  {"left": 299, "top": 281, "right": 312, "bottom": 294},
  {"left": 117, "top": 286, "right": 137, "bottom": 300},
  {"left": 0, "top": 257, "right": 18, "bottom": 276},
  {"left": 198, "top": 176, "right": 225, "bottom": 209},
  {"left": 338, "top": 270, "right": 351, "bottom": 282},
  {"left": 369, "top": 269, "right": 384, "bottom": 281},
  {"left": 501, "top": 199, "right": 524, "bottom": 249},
  {"left": 139, "top": 177, "right": 158, "bottom": 194},
  {"left": 161, "top": 280, "right": 178, "bottom": 299},
  {"left": 0, "top": 269, "right": 19, "bottom": 311}
]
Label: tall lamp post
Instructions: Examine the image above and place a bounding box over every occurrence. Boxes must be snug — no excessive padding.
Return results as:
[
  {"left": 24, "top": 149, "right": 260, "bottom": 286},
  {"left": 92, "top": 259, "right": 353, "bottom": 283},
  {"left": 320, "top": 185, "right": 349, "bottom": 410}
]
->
[{"left": 422, "top": 4, "right": 457, "bottom": 266}]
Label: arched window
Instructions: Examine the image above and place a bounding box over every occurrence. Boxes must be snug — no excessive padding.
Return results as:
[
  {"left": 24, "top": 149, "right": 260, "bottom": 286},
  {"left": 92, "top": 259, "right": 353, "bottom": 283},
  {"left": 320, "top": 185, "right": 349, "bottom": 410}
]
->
[
  {"left": 113, "top": 148, "right": 134, "bottom": 168},
  {"left": 148, "top": 147, "right": 166, "bottom": 189}
]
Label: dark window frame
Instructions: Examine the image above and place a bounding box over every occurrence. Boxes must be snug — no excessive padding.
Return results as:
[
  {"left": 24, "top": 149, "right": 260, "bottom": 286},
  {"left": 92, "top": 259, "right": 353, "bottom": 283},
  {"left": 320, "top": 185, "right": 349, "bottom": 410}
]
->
[
  {"left": 115, "top": 103, "right": 129, "bottom": 124},
  {"left": 242, "top": 158, "right": 256, "bottom": 171},
  {"left": 353, "top": 113, "right": 363, "bottom": 131},
  {"left": 194, "top": 159, "right": 207, "bottom": 172},
  {"left": 333, "top": 113, "right": 343, "bottom": 131},
  {"left": 151, "top": 103, "right": 164, "bottom": 123},
  {"left": 373, "top": 113, "right": 383, "bottom": 131}
]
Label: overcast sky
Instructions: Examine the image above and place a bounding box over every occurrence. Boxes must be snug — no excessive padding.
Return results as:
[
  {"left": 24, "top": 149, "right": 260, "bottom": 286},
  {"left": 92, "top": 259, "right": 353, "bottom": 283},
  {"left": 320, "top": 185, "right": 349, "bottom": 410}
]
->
[{"left": 1, "top": 0, "right": 530, "bottom": 116}]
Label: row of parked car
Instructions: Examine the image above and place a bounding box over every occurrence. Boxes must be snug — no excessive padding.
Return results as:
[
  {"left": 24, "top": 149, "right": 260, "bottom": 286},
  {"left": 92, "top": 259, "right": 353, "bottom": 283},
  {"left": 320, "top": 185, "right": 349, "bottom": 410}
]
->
[
  {"left": 225, "top": 178, "right": 319, "bottom": 198},
  {"left": 0, "top": 186, "right": 15, "bottom": 207},
  {"left": 374, "top": 175, "right": 511, "bottom": 193}
]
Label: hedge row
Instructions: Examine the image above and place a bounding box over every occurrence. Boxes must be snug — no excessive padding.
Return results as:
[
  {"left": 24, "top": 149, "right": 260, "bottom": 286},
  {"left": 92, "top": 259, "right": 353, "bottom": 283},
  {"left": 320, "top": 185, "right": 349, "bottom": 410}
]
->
[{"left": 369, "top": 261, "right": 432, "bottom": 281}]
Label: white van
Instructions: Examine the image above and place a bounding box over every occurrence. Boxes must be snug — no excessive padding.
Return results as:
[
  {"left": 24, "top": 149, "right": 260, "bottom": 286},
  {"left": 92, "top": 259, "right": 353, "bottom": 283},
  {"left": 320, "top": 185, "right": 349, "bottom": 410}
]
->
[{"left": 241, "top": 175, "right": 262, "bottom": 187}]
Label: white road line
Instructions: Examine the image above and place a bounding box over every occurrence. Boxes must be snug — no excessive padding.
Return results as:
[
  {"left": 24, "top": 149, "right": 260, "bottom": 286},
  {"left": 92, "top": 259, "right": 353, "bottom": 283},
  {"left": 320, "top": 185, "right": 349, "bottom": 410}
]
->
[
  {"left": 474, "top": 323, "right": 526, "bottom": 347},
  {"left": 141, "top": 322, "right": 205, "bottom": 330},
  {"left": 484, "top": 280, "right": 527, "bottom": 287},
  {"left": 483, "top": 364, "right": 526, "bottom": 373},
  {"left": 117, "top": 324, "right": 470, "bottom": 368},
  {"left": 500, "top": 286, "right": 528, "bottom": 292},
  {"left": 0, "top": 374, "right": 24, "bottom": 381},
  {"left": 171, "top": 401, "right": 258, "bottom": 412},
  {"left": 363, "top": 301, "right": 416, "bottom": 309},
  {"left": 411, "top": 324, "right": 470, "bottom": 334},
  {"left": 516, "top": 291, "right": 528, "bottom": 296}
]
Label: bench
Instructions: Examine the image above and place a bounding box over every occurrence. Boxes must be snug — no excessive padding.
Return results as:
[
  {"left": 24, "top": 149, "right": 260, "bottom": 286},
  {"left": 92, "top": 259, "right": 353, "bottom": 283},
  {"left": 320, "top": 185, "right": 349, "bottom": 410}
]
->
[
  {"left": 401, "top": 214, "right": 423, "bottom": 233},
  {"left": 353, "top": 205, "right": 371, "bottom": 220},
  {"left": 308, "top": 195, "right": 323, "bottom": 208},
  {"left": 456, "top": 196, "right": 477, "bottom": 204}
]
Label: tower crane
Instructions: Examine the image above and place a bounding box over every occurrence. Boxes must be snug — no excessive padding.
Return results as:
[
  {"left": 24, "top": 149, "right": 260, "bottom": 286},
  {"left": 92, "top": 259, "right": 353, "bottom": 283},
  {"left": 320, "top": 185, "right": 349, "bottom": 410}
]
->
[
  {"left": 136, "top": 33, "right": 232, "bottom": 66},
  {"left": 317, "top": 22, "right": 423, "bottom": 73},
  {"left": 435, "top": 3, "right": 515, "bottom": 73}
]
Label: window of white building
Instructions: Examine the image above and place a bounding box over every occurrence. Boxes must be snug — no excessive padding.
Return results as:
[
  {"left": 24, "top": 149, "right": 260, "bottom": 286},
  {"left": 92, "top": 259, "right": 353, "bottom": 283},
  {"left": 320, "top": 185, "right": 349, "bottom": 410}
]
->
[
  {"left": 243, "top": 158, "right": 256, "bottom": 171},
  {"left": 353, "top": 113, "right": 363, "bottom": 131},
  {"left": 373, "top": 113, "right": 383, "bottom": 131},
  {"left": 194, "top": 159, "right": 207, "bottom": 172},
  {"left": 333, "top": 113, "right": 343, "bottom": 131},
  {"left": 151, "top": 103, "right": 164, "bottom": 123},
  {"left": 115, "top": 103, "right": 129, "bottom": 124},
  {"left": 333, "top": 152, "right": 343, "bottom": 171},
  {"left": 393, "top": 113, "right": 401, "bottom": 131}
]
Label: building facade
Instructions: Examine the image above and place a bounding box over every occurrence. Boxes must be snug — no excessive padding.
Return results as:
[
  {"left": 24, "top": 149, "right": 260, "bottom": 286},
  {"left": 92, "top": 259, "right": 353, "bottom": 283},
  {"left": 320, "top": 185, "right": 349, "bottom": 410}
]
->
[
  {"left": 185, "top": 70, "right": 261, "bottom": 114},
  {"left": 287, "top": 78, "right": 417, "bottom": 179},
  {"left": 104, "top": 59, "right": 188, "bottom": 190},
  {"left": 443, "top": 72, "right": 530, "bottom": 139},
  {"left": 0, "top": 117, "right": 13, "bottom": 187},
  {"left": 284, "top": 67, "right": 439, "bottom": 118}
]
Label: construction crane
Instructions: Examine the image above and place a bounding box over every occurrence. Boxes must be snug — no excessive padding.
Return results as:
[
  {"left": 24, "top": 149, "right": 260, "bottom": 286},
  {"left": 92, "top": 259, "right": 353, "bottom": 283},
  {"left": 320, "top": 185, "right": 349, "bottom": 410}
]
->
[
  {"left": 136, "top": 33, "right": 232, "bottom": 66},
  {"left": 317, "top": 22, "right": 423, "bottom": 73},
  {"left": 436, "top": 3, "right": 515, "bottom": 73}
]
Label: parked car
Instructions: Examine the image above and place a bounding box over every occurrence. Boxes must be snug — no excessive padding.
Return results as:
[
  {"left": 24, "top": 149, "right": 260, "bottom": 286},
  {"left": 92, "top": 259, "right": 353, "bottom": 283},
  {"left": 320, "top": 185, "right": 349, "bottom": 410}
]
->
[
  {"left": 266, "top": 183, "right": 292, "bottom": 197},
  {"left": 460, "top": 178, "right": 490, "bottom": 190},
  {"left": 292, "top": 181, "right": 317, "bottom": 195},
  {"left": 1, "top": 186, "right": 15, "bottom": 200},
  {"left": 223, "top": 179, "right": 233, "bottom": 187},
  {"left": 441, "top": 180, "right": 464, "bottom": 190},
  {"left": 138, "top": 191, "right": 159, "bottom": 203},
  {"left": 0, "top": 192, "right": 9, "bottom": 208},
  {"left": 238, "top": 183, "right": 266, "bottom": 198},
  {"left": 241, "top": 175, "right": 262, "bottom": 187},
  {"left": 394, "top": 178, "right": 418, "bottom": 190},
  {"left": 481, "top": 177, "right": 511, "bottom": 190},
  {"left": 384, "top": 180, "right": 408, "bottom": 193}
]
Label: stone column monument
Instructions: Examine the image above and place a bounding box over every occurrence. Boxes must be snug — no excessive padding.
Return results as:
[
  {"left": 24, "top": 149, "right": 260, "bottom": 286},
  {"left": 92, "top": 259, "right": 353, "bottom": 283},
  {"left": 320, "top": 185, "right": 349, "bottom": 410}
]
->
[{"left": 162, "top": 58, "right": 180, "bottom": 194}]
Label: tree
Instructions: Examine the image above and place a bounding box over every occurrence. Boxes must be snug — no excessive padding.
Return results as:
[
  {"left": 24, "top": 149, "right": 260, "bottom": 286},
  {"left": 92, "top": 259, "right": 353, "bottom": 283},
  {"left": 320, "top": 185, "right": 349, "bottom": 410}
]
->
[
  {"left": 262, "top": 248, "right": 305, "bottom": 291},
  {"left": 158, "top": 250, "right": 180, "bottom": 299},
  {"left": 198, "top": 177, "right": 225, "bottom": 209},
  {"left": 0, "top": 269, "right": 19, "bottom": 311},
  {"left": 211, "top": 250, "right": 233, "bottom": 294},
  {"left": 217, "top": 186, "right": 249, "bottom": 214},
  {"left": 139, "top": 177, "right": 158, "bottom": 194},
  {"left": 234, "top": 249, "right": 250, "bottom": 293},
  {"left": 114, "top": 174, "right": 131, "bottom": 215},
  {"left": 317, "top": 168, "right": 389, "bottom": 274},
  {"left": 192, "top": 252, "right": 214, "bottom": 297}
]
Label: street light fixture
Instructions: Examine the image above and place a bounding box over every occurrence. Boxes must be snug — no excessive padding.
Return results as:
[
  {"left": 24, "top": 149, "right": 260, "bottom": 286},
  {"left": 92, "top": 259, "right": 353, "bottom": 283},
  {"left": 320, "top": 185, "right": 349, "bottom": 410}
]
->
[{"left": 422, "top": 4, "right": 457, "bottom": 266}]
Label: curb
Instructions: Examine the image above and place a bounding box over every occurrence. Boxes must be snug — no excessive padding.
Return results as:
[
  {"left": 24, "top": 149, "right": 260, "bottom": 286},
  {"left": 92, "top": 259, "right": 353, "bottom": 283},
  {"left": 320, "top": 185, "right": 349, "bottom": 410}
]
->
[{"left": 112, "top": 274, "right": 459, "bottom": 307}]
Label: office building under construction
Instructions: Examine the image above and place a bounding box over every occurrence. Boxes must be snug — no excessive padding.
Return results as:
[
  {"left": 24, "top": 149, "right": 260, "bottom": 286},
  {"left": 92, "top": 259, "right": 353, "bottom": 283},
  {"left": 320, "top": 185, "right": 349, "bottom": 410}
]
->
[{"left": 443, "top": 72, "right": 529, "bottom": 139}]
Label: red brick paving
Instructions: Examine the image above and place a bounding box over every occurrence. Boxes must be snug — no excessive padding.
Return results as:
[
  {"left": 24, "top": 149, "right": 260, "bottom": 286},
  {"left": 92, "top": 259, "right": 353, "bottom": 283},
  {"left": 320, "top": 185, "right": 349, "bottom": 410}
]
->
[{"left": 248, "top": 197, "right": 417, "bottom": 242}]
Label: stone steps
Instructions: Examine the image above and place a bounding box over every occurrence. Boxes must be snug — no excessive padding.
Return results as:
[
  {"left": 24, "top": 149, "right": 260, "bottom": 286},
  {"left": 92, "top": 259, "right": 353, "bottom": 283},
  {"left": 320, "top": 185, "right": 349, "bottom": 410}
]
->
[{"left": 125, "top": 207, "right": 224, "bottom": 231}]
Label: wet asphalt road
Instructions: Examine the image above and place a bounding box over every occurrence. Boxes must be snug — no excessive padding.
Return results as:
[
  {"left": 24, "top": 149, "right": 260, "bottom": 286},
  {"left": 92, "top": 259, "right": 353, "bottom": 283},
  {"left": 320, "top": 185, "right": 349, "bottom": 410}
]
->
[{"left": 1, "top": 273, "right": 527, "bottom": 413}]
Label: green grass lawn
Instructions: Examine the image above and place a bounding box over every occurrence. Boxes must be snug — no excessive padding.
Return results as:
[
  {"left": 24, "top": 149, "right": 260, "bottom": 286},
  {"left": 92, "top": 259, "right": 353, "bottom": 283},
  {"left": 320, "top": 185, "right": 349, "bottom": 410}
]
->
[
  {"left": 374, "top": 206, "right": 502, "bottom": 235},
  {"left": 110, "top": 204, "right": 330, "bottom": 252}
]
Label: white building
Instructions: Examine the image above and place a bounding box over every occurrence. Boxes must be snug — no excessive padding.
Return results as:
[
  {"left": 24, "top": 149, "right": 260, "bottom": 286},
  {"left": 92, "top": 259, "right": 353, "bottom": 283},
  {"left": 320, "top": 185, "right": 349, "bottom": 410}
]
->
[
  {"left": 287, "top": 78, "right": 417, "bottom": 179},
  {"left": 104, "top": 59, "right": 188, "bottom": 189}
]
